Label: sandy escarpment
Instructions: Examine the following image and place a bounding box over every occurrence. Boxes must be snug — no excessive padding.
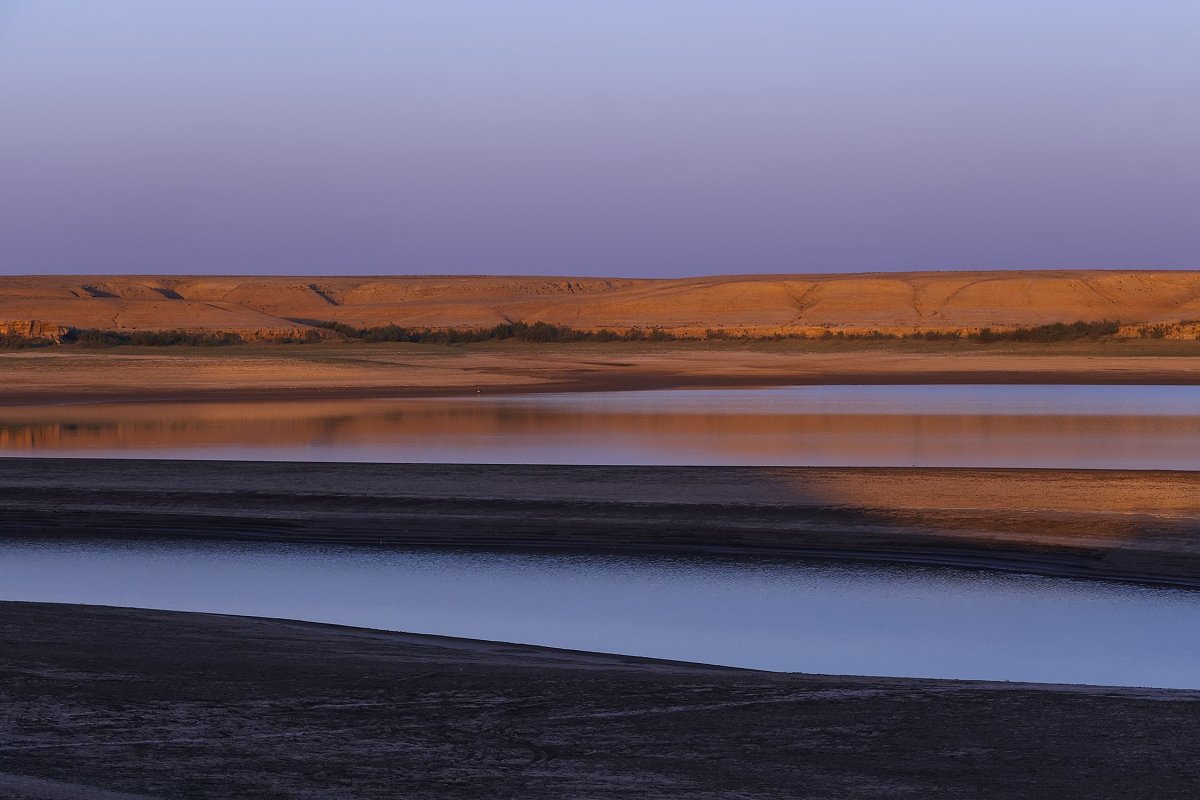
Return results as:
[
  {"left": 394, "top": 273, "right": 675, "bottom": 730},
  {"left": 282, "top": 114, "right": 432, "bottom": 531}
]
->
[
  {"left": 0, "top": 320, "right": 70, "bottom": 341},
  {"left": 3, "top": 271, "right": 1199, "bottom": 337}
]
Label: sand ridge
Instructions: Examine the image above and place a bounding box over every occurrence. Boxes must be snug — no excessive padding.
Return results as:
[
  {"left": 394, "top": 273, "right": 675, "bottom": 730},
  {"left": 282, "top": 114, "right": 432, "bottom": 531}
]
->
[{"left": 4, "top": 271, "right": 1200, "bottom": 336}]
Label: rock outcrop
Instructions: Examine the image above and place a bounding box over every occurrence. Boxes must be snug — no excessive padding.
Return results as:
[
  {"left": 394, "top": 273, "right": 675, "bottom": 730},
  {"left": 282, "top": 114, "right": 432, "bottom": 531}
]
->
[{"left": 0, "top": 320, "right": 70, "bottom": 342}]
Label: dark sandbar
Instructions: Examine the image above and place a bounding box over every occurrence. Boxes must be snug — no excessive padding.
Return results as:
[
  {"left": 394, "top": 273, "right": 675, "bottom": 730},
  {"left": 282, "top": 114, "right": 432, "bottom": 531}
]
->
[{"left": 2, "top": 458, "right": 1198, "bottom": 587}]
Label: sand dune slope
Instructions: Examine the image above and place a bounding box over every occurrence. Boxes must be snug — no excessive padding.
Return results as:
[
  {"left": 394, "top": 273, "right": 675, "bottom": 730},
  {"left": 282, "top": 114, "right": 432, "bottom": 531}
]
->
[{"left": 2, "top": 271, "right": 1199, "bottom": 335}]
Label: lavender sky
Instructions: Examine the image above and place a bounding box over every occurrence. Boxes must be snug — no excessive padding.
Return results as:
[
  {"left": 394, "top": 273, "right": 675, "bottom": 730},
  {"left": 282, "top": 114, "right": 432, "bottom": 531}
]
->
[{"left": 1, "top": 1, "right": 1197, "bottom": 277}]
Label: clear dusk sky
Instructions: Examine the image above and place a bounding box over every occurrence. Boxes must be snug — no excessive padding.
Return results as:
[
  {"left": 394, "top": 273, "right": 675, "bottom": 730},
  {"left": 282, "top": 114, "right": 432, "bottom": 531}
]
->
[{"left": 1, "top": 1, "right": 1197, "bottom": 277}]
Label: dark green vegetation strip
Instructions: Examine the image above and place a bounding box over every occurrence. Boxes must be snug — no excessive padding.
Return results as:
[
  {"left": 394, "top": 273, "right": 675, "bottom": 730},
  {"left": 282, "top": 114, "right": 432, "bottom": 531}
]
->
[
  {"left": 1, "top": 319, "right": 1137, "bottom": 347},
  {"left": 304, "top": 318, "right": 677, "bottom": 343},
  {"left": 60, "top": 328, "right": 303, "bottom": 346},
  {"left": 305, "top": 318, "right": 1126, "bottom": 344}
]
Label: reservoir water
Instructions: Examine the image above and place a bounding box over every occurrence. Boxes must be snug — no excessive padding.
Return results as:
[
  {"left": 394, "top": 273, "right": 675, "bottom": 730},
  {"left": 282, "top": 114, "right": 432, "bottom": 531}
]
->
[
  {"left": 3, "top": 384, "right": 1200, "bottom": 469},
  {"left": 3, "top": 539, "right": 1198, "bottom": 689}
]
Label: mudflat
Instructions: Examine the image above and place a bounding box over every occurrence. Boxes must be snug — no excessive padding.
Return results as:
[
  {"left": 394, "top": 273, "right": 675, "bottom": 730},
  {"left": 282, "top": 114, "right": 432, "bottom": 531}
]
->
[
  {"left": 3, "top": 458, "right": 1198, "bottom": 587},
  {"left": 2, "top": 601, "right": 1198, "bottom": 800},
  {"left": 2, "top": 338, "right": 1199, "bottom": 406}
]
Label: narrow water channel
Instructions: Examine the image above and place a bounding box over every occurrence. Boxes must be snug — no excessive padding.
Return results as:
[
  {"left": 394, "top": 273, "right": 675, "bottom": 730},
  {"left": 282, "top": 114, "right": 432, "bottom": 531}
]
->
[{"left": 4, "top": 539, "right": 1198, "bottom": 689}]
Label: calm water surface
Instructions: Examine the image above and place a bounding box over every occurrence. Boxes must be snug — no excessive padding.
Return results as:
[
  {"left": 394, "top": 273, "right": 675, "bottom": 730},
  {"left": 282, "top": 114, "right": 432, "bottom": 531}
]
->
[
  {"left": 3, "top": 384, "right": 1199, "bottom": 468},
  {"left": 3, "top": 540, "right": 1198, "bottom": 689}
]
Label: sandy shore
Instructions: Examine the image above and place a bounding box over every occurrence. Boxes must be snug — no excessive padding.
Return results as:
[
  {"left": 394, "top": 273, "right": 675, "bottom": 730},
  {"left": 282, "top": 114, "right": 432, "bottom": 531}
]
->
[
  {"left": 2, "top": 339, "right": 1198, "bottom": 406},
  {"left": 4, "top": 458, "right": 1199, "bottom": 587},
  {"left": 2, "top": 602, "right": 1198, "bottom": 799}
]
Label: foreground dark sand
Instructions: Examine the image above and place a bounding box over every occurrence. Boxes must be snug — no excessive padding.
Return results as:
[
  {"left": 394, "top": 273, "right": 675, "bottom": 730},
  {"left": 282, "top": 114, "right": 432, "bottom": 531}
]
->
[
  {"left": 2, "top": 602, "right": 1199, "bottom": 800},
  {"left": 3, "top": 459, "right": 1199, "bottom": 586},
  {"left": 5, "top": 461, "right": 1199, "bottom": 797}
]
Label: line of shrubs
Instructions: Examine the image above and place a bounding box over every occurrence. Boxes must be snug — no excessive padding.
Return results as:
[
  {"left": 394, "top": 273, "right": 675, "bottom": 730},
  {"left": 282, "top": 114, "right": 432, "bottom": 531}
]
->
[
  {"left": 0, "top": 319, "right": 1129, "bottom": 349},
  {"left": 973, "top": 320, "right": 1121, "bottom": 343},
  {"left": 307, "top": 320, "right": 678, "bottom": 344},
  {"left": 58, "top": 329, "right": 323, "bottom": 347},
  {"left": 62, "top": 329, "right": 249, "bottom": 347},
  {"left": 717, "top": 320, "right": 1121, "bottom": 343},
  {"left": 872, "top": 320, "right": 1121, "bottom": 343}
]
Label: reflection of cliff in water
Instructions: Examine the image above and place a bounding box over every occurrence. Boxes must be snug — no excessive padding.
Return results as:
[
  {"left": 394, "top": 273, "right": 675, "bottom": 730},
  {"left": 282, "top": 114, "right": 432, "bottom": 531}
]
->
[{"left": 2, "top": 390, "right": 1200, "bottom": 468}]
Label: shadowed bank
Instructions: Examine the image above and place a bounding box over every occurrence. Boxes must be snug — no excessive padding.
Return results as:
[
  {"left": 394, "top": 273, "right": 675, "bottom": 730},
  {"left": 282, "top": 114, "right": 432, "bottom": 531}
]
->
[{"left": 2, "top": 458, "right": 1198, "bottom": 588}]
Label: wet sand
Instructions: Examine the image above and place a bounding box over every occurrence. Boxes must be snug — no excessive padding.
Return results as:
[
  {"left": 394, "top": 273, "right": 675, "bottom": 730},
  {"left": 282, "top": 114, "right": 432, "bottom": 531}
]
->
[
  {"left": 3, "top": 459, "right": 1198, "bottom": 587},
  {"left": 2, "top": 601, "right": 1198, "bottom": 800},
  {"left": 5, "top": 456, "right": 1199, "bottom": 797},
  {"left": 2, "top": 339, "right": 1199, "bottom": 406}
]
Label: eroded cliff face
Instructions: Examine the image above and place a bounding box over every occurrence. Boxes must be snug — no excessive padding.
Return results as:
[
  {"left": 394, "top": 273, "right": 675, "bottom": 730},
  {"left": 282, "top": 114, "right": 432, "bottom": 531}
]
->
[
  {"left": 0, "top": 320, "right": 70, "bottom": 342},
  {"left": 1115, "top": 318, "right": 1200, "bottom": 340}
]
